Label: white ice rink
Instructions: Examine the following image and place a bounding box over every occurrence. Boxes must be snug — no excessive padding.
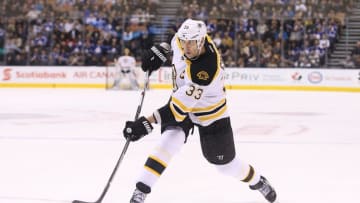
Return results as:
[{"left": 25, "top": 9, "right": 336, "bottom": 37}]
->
[{"left": 1, "top": 88, "right": 360, "bottom": 203}]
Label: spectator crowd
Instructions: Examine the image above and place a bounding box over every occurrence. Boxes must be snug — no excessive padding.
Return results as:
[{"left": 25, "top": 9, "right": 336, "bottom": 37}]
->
[
  {"left": 0, "top": 0, "right": 359, "bottom": 68},
  {"left": 0, "top": 0, "right": 157, "bottom": 66},
  {"left": 179, "top": 0, "right": 358, "bottom": 68}
]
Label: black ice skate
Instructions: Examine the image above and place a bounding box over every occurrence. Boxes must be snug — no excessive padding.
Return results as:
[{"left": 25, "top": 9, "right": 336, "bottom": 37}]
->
[
  {"left": 130, "top": 188, "right": 147, "bottom": 203},
  {"left": 130, "top": 182, "right": 151, "bottom": 203},
  {"left": 249, "top": 176, "right": 277, "bottom": 203}
]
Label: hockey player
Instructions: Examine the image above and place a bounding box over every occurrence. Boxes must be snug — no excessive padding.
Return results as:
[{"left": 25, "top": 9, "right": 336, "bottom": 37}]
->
[
  {"left": 112, "top": 48, "right": 139, "bottom": 90},
  {"left": 123, "top": 19, "right": 277, "bottom": 203}
]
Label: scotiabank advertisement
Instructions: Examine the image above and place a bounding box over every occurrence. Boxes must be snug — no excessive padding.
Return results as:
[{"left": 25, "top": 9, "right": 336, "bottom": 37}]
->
[
  {"left": 1, "top": 66, "right": 107, "bottom": 84},
  {"left": 0, "top": 66, "right": 141, "bottom": 88}
]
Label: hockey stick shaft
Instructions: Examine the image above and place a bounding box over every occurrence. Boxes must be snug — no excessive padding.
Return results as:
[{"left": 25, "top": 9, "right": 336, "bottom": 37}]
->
[{"left": 73, "top": 71, "right": 150, "bottom": 203}]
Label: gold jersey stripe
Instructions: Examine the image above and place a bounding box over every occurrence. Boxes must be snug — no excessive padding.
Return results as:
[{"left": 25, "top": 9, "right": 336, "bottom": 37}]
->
[
  {"left": 198, "top": 105, "right": 227, "bottom": 122},
  {"left": 186, "top": 60, "right": 192, "bottom": 81},
  {"left": 192, "top": 98, "right": 225, "bottom": 112},
  {"left": 171, "top": 96, "right": 192, "bottom": 112},
  {"left": 205, "top": 35, "right": 221, "bottom": 81},
  {"left": 169, "top": 102, "right": 186, "bottom": 122},
  {"left": 171, "top": 96, "right": 226, "bottom": 113}
]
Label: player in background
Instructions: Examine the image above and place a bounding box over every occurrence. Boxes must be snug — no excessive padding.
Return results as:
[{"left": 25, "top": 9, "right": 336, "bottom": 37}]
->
[
  {"left": 113, "top": 48, "right": 139, "bottom": 90},
  {"left": 123, "top": 19, "right": 277, "bottom": 203}
]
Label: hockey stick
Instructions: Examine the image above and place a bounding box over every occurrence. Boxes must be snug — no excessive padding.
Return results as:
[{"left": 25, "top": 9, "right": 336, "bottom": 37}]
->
[{"left": 72, "top": 71, "right": 150, "bottom": 203}]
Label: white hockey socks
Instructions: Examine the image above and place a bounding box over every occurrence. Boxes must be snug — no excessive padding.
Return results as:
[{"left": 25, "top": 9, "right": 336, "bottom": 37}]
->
[
  {"left": 215, "top": 157, "right": 261, "bottom": 186},
  {"left": 137, "top": 127, "right": 186, "bottom": 189}
]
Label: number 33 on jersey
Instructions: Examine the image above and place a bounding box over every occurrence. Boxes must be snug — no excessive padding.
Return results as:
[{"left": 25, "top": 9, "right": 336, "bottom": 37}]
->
[{"left": 169, "top": 35, "right": 228, "bottom": 127}]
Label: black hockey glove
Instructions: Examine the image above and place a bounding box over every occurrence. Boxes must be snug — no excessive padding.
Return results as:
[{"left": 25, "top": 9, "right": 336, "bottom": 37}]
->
[
  {"left": 123, "top": 116, "right": 153, "bottom": 141},
  {"left": 141, "top": 42, "right": 171, "bottom": 73}
]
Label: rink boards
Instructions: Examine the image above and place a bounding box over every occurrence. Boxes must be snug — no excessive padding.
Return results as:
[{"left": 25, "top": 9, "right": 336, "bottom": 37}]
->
[{"left": 1, "top": 66, "right": 360, "bottom": 92}]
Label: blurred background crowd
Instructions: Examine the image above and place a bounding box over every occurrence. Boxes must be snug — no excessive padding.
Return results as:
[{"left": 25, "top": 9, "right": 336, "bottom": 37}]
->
[{"left": 0, "top": 0, "right": 359, "bottom": 68}]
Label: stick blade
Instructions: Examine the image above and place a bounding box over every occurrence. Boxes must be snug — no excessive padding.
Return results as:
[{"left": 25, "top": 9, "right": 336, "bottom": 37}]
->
[{"left": 72, "top": 200, "right": 97, "bottom": 203}]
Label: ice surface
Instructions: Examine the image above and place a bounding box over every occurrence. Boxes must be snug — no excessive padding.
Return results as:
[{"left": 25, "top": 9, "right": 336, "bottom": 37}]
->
[{"left": 1, "top": 88, "right": 360, "bottom": 203}]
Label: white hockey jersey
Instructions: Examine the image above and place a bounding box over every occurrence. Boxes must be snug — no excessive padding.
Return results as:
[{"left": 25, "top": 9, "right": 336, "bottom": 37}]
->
[
  {"left": 117, "top": 55, "right": 136, "bottom": 72},
  {"left": 169, "top": 35, "right": 228, "bottom": 127}
]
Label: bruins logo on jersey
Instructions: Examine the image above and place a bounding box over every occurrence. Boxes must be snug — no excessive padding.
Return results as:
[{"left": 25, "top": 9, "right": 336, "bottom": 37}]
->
[{"left": 197, "top": 71, "right": 209, "bottom": 81}]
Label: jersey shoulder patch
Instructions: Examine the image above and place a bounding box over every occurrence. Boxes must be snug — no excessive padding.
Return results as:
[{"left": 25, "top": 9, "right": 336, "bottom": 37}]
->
[{"left": 189, "top": 41, "right": 220, "bottom": 86}]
